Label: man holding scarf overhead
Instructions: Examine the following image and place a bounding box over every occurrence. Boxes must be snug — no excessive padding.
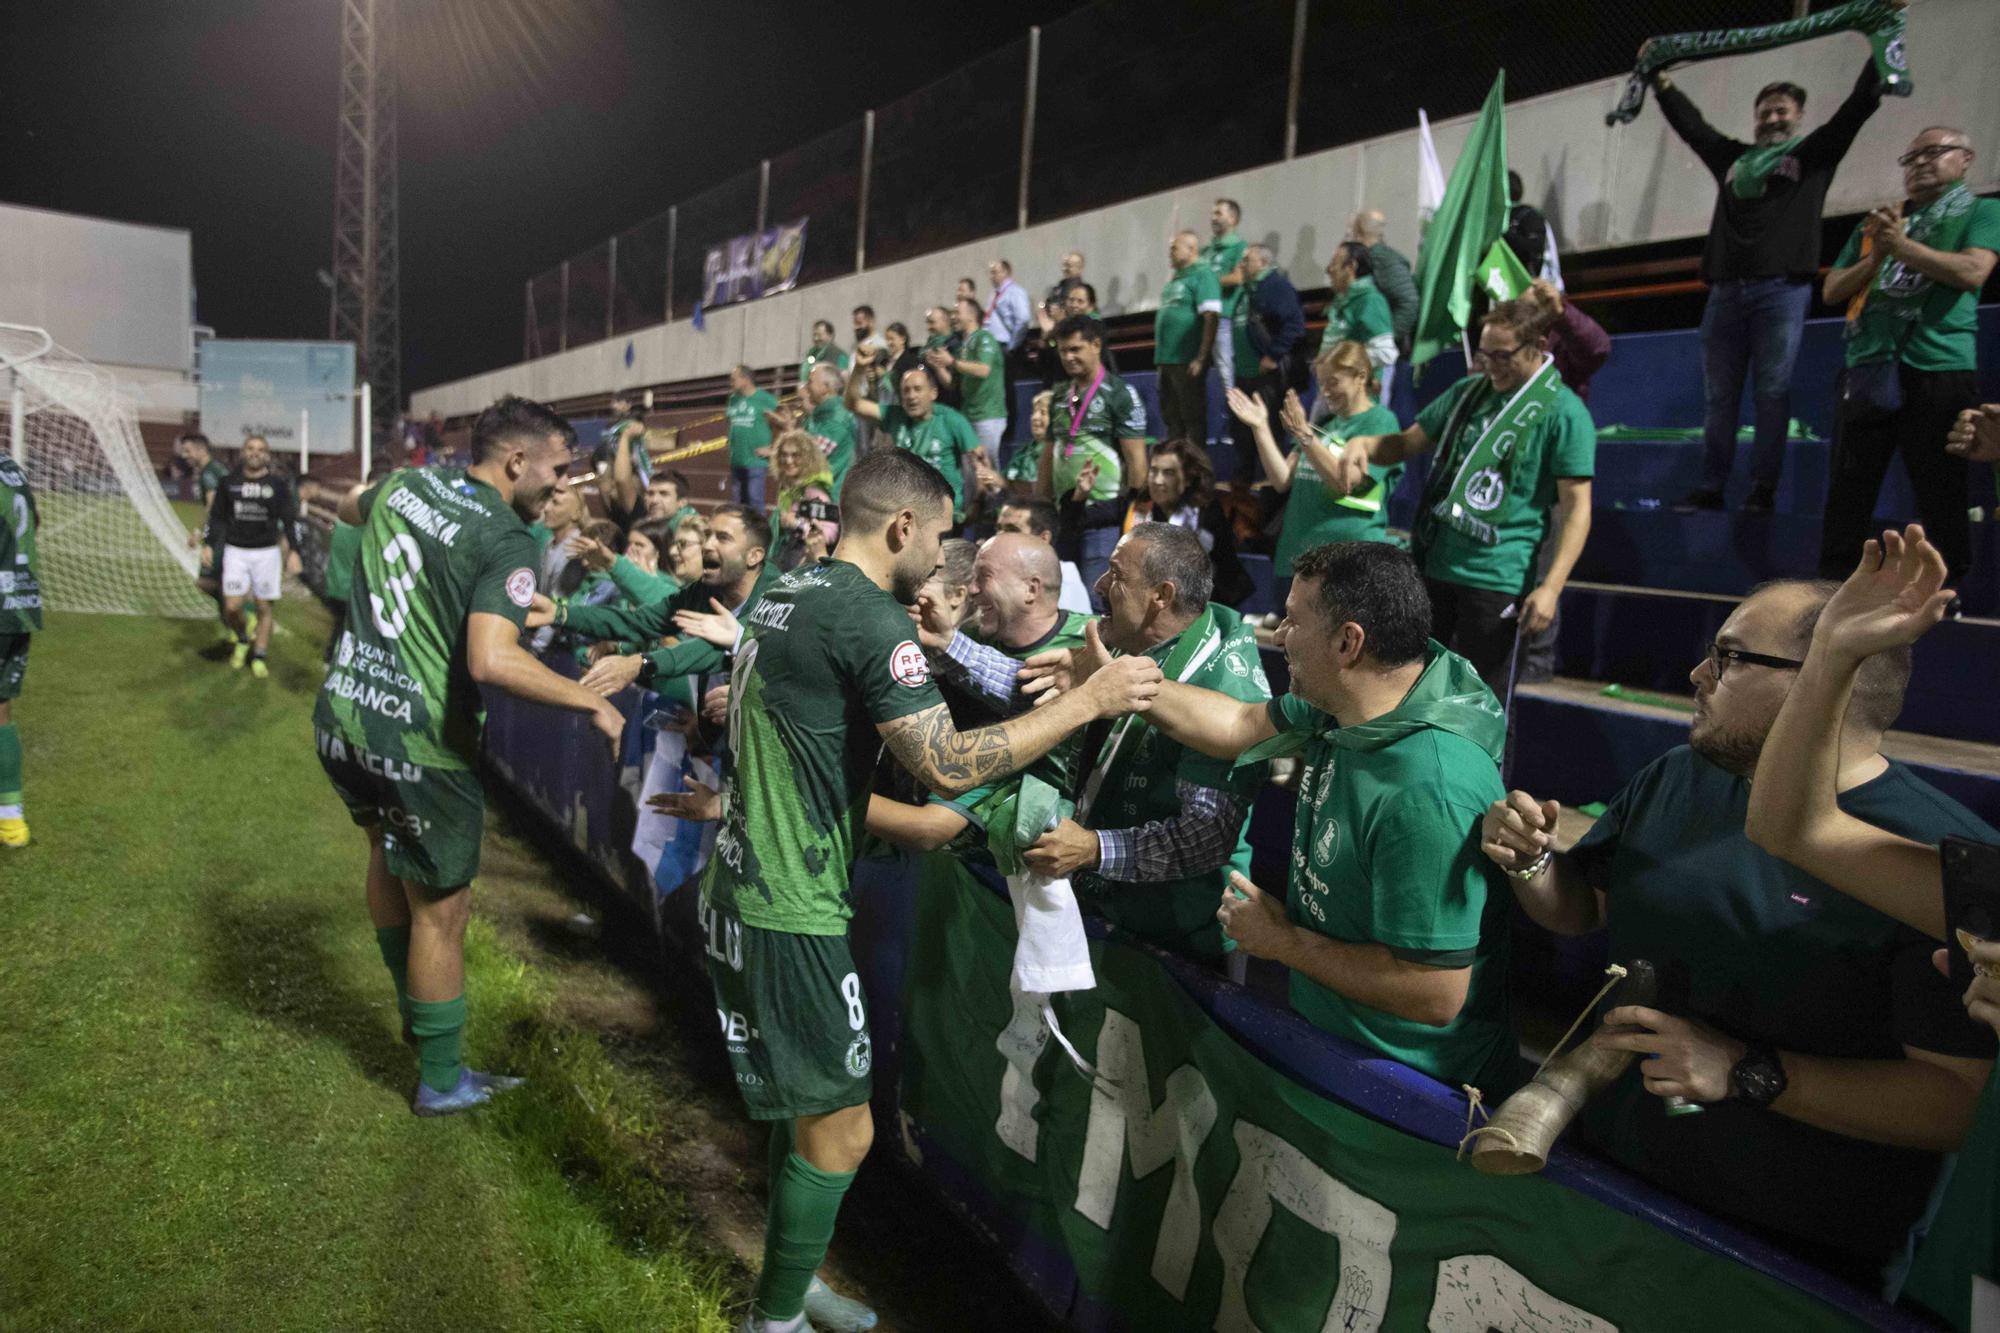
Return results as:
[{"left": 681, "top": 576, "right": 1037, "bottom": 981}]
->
[
  {"left": 1819, "top": 126, "right": 1998, "bottom": 588},
  {"left": 1331, "top": 299, "right": 1595, "bottom": 701},
  {"left": 1640, "top": 14, "right": 1897, "bottom": 512}
]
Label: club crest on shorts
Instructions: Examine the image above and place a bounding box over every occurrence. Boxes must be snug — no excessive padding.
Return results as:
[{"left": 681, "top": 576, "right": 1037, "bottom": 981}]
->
[
  {"left": 889, "top": 640, "right": 928, "bottom": 688},
  {"left": 505, "top": 568, "right": 536, "bottom": 608},
  {"left": 845, "top": 1033, "right": 873, "bottom": 1077}
]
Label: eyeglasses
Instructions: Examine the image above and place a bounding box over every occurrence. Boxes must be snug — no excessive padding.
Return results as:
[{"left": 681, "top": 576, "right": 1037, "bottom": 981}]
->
[
  {"left": 1471, "top": 344, "right": 1526, "bottom": 366},
  {"left": 1705, "top": 641, "right": 1805, "bottom": 682},
  {"left": 1899, "top": 144, "right": 1971, "bottom": 168}
]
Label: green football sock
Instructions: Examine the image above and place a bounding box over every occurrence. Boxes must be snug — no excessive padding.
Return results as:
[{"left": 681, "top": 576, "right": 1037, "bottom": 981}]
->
[
  {"left": 753, "top": 1146, "right": 857, "bottom": 1322},
  {"left": 408, "top": 994, "right": 466, "bottom": 1093},
  {"left": 374, "top": 926, "right": 412, "bottom": 1033},
  {"left": 0, "top": 722, "right": 21, "bottom": 815}
]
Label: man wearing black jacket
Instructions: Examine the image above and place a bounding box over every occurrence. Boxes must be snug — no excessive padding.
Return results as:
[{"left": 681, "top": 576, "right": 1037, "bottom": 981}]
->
[
  {"left": 1651, "top": 60, "right": 1885, "bottom": 512},
  {"left": 1229, "top": 244, "right": 1305, "bottom": 483}
]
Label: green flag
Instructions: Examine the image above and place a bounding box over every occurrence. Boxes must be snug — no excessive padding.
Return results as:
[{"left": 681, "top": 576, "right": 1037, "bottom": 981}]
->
[
  {"left": 1411, "top": 71, "right": 1509, "bottom": 372},
  {"left": 1475, "top": 237, "right": 1533, "bottom": 304}
]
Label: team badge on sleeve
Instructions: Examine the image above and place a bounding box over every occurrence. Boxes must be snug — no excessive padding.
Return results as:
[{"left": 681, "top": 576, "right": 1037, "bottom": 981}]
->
[
  {"left": 889, "top": 640, "right": 929, "bottom": 688},
  {"left": 506, "top": 568, "right": 536, "bottom": 608}
]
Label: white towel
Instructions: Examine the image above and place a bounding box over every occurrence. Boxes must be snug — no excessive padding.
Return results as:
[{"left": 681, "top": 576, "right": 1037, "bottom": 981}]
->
[{"left": 1004, "top": 868, "right": 1094, "bottom": 995}]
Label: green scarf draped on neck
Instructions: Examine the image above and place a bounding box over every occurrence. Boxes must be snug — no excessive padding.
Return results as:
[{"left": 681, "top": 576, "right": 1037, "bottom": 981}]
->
[{"left": 1608, "top": 0, "right": 1911, "bottom": 127}]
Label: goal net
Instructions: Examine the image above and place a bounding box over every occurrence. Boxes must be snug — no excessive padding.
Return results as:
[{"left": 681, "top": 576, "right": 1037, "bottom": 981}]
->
[{"left": 3, "top": 326, "right": 213, "bottom": 618}]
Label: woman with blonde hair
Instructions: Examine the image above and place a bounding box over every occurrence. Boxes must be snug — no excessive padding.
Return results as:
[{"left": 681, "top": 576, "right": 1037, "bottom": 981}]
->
[
  {"left": 767, "top": 428, "right": 839, "bottom": 569},
  {"left": 1229, "top": 338, "right": 1402, "bottom": 602}
]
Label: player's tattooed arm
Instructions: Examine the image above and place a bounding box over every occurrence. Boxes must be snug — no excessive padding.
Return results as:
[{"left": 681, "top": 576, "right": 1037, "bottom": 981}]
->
[{"left": 877, "top": 654, "right": 1164, "bottom": 798}]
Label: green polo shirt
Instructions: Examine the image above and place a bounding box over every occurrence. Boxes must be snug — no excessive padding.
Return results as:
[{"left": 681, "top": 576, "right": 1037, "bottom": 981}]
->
[
  {"left": 799, "top": 341, "right": 848, "bottom": 387},
  {"left": 1411, "top": 372, "right": 1596, "bottom": 596},
  {"left": 1201, "top": 229, "right": 1248, "bottom": 320},
  {"left": 1835, "top": 195, "right": 2000, "bottom": 373},
  {"left": 1273, "top": 403, "right": 1403, "bottom": 575},
  {"left": 879, "top": 402, "right": 979, "bottom": 520},
  {"left": 1319, "top": 275, "right": 1394, "bottom": 354},
  {"left": 955, "top": 328, "right": 1008, "bottom": 423},
  {"left": 726, "top": 389, "right": 779, "bottom": 468},
  {"left": 1571, "top": 748, "right": 1998, "bottom": 1271},
  {"left": 1259, "top": 646, "right": 1515, "bottom": 1093},
  {"left": 1156, "top": 263, "right": 1223, "bottom": 366}
]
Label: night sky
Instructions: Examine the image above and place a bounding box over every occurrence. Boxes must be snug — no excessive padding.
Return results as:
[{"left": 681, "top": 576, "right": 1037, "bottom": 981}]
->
[{"left": 0, "top": 0, "right": 1085, "bottom": 397}]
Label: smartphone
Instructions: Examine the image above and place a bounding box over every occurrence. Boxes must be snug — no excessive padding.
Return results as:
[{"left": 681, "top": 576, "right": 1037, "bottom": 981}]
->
[{"left": 1942, "top": 836, "right": 2000, "bottom": 990}]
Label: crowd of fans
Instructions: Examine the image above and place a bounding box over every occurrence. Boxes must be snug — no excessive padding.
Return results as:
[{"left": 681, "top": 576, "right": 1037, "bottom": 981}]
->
[{"left": 179, "top": 42, "right": 2000, "bottom": 1329}]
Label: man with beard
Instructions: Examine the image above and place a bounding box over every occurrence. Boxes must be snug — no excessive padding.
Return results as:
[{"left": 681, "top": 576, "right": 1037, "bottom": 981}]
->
[
  {"left": 317, "top": 396, "right": 625, "bottom": 1115},
  {"left": 1481, "top": 578, "right": 1994, "bottom": 1287},
  {"left": 651, "top": 448, "right": 1163, "bottom": 1333},
  {"left": 205, "top": 433, "right": 303, "bottom": 677},
  {"left": 1023, "top": 540, "right": 1516, "bottom": 1091},
  {"left": 537, "top": 504, "right": 778, "bottom": 699}
]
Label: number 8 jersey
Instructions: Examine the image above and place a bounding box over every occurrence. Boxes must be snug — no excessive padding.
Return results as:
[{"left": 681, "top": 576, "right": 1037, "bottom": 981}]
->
[{"left": 313, "top": 467, "right": 540, "bottom": 769}]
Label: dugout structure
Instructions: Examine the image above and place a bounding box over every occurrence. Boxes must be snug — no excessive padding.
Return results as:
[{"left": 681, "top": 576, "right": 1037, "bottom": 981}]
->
[{"left": 3, "top": 324, "right": 212, "bottom": 618}]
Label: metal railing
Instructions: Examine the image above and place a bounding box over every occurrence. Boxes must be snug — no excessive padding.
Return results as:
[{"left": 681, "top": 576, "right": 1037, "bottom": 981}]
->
[{"left": 523, "top": 0, "right": 1795, "bottom": 362}]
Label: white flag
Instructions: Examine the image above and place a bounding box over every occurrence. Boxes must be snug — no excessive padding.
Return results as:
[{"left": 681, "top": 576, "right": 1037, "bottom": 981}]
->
[{"left": 1417, "top": 109, "right": 1446, "bottom": 229}]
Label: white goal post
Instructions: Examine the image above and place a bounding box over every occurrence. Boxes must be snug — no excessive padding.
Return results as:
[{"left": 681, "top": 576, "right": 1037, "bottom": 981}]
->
[{"left": 2, "top": 323, "right": 213, "bottom": 619}]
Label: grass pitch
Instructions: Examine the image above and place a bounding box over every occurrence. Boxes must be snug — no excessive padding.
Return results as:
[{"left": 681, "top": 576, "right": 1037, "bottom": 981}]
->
[{"left": 0, "top": 599, "right": 736, "bottom": 1331}]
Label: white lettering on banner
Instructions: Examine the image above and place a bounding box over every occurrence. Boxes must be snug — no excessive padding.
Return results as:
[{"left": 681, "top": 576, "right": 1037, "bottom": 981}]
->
[
  {"left": 995, "top": 989, "right": 1053, "bottom": 1162},
  {"left": 1427, "top": 1255, "right": 1613, "bottom": 1332},
  {"left": 1074, "top": 1010, "right": 1218, "bottom": 1302},
  {"left": 1212, "top": 1120, "right": 1396, "bottom": 1333}
]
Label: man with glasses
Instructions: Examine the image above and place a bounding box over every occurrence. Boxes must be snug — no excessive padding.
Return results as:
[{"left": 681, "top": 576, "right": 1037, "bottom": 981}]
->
[
  {"left": 1479, "top": 577, "right": 1995, "bottom": 1286},
  {"left": 1331, "top": 299, "right": 1595, "bottom": 699},
  {"left": 1647, "top": 50, "right": 1890, "bottom": 513},
  {"left": 1820, "top": 128, "right": 1998, "bottom": 590}
]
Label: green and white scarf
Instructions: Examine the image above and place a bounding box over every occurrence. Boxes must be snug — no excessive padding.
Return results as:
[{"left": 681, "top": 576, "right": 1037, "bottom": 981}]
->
[
  {"left": 1415, "top": 356, "right": 1562, "bottom": 550},
  {"left": 1608, "top": 0, "right": 1911, "bottom": 127},
  {"left": 1846, "top": 180, "right": 1978, "bottom": 364}
]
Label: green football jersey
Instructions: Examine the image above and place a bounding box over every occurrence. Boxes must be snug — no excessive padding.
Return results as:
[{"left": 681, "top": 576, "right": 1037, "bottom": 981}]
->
[
  {"left": 955, "top": 328, "right": 1008, "bottom": 423},
  {"left": 879, "top": 403, "right": 979, "bottom": 519},
  {"left": 703, "top": 559, "right": 944, "bottom": 935},
  {"left": 313, "top": 467, "right": 540, "bottom": 770},
  {"left": 0, "top": 458, "right": 43, "bottom": 635},
  {"left": 198, "top": 460, "right": 229, "bottom": 506}
]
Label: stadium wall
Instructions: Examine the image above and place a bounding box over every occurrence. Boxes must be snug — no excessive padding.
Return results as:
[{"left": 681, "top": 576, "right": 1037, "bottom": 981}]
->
[{"left": 411, "top": 0, "right": 2000, "bottom": 418}]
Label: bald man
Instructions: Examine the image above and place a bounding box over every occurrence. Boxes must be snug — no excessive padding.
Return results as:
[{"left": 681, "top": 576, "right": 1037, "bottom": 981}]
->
[
  {"left": 1347, "top": 209, "right": 1418, "bottom": 356},
  {"left": 915, "top": 532, "right": 1095, "bottom": 733},
  {"left": 1820, "top": 125, "right": 1998, "bottom": 587},
  {"left": 1158, "top": 229, "right": 1223, "bottom": 442}
]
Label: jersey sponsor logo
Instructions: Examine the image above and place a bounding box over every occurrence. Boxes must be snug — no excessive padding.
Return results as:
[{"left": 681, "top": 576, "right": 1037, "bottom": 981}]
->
[
  {"left": 326, "top": 669, "right": 415, "bottom": 723},
  {"left": 505, "top": 568, "right": 535, "bottom": 608},
  {"left": 889, "top": 640, "right": 929, "bottom": 688}
]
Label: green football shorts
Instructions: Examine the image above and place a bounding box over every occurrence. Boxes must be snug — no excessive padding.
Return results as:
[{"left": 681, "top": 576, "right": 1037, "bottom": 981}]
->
[
  {"left": 315, "top": 726, "right": 484, "bottom": 893},
  {"left": 699, "top": 892, "right": 873, "bottom": 1121},
  {"left": 0, "top": 634, "right": 28, "bottom": 701}
]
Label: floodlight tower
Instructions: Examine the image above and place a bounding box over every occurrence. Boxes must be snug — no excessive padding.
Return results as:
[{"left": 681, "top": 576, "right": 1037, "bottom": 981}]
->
[{"left": 329, "top": 0, "right": 399, "bottom": 445}]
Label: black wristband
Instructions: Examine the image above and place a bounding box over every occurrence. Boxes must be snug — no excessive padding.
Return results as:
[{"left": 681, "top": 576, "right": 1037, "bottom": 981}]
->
[{"left": 636, "top": 655, "right": 659, "bottom": 688}]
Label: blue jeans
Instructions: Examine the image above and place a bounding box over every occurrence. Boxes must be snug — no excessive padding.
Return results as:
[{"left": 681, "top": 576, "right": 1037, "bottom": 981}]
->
[
  {"left": 1698, "top": 277, "right": 1811, "bottom": 491},
  {"left": 730, "top": 465, "right": 766, "bottom": 510}
]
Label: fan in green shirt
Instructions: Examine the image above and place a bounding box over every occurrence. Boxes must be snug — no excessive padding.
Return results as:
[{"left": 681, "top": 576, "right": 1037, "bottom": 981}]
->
[
  {"left": 1201, "top": 200, "right": 1249, "bottom": 325},
  {"left": 725, "top": 365, "right": 780, "bottom": 471},
  {"left": 1034, "top": 538, "right": 1515, "bottom": 1089},
  {"left": 797, "top": 364, "right": 858, "bottom": 496},
  {"left": 1228, "top": 349, "right": 1402, "bottom": 576},
  {"left": 1156, "top": 245, "right": 1225, "bottom": 367},
  {"left": 1319, "top": 243, "right": 1396, "bottom": 368},
  {"left": 931, "top": 296, "right": 1007, "bottom": 427},
  {"left": 844, "top": 349, "right": 980, "bottom": 522}
]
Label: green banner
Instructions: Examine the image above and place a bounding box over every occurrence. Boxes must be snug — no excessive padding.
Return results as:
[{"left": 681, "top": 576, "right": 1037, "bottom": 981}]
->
[{"left": 900, "top": 857, "right": 1864, "bottom": 1331}]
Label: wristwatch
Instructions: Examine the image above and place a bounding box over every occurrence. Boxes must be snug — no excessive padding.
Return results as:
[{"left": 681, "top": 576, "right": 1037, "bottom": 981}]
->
[
  {"left": 1728, "top": 1042, "right": 1787, "bottom": 1109},
  {"left": 636, "top": 655, "right": 659, "bottom": 689}
]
